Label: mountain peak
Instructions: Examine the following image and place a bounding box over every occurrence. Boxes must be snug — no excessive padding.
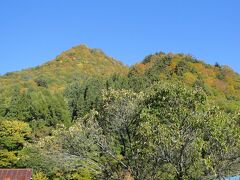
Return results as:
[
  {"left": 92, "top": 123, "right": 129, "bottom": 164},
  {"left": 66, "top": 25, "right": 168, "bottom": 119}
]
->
[
  {"left": 0, "top": 45, "right": 129, "bottom": 91},
  {"left": 55, "top": 44, "right": 109, "bottom": 63}
]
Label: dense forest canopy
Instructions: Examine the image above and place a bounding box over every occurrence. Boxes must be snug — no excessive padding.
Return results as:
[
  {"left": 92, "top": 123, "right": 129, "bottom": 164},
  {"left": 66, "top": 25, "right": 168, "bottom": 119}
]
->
[{"left": 0, "top": 45, "right": 239, "bottom": 179}]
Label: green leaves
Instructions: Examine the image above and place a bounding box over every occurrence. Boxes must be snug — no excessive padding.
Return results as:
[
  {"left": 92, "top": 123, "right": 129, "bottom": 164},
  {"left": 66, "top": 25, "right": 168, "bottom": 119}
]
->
[
  {"left": 0, "top": 149, "right": 18, "bottom": 167},
  {"left": 136, "top": 82, "right": 240, "bottom": 179},
  {"left": 0, "top": 120, "right": 31, "bottom": 167},
  {"left": 0, "top": 120, "right": 31, "bottom": 150},
  {"left": 202, "top": 108, "right": 240, "bottom": 178}
]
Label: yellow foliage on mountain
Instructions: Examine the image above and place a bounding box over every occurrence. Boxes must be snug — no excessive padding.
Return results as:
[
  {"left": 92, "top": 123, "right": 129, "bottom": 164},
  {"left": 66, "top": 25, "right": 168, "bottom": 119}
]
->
[
  {"left": 0, "top": 45, "right": 128, "bottom": 92},
  {"left": 129, "top": 52, "right": 240, "bottom": 112}
]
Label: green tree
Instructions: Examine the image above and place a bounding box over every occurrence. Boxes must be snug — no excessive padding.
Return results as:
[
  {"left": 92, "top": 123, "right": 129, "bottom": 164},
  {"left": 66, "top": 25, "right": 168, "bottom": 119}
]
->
[
  {"left": 136, "top": 82, "right": 206, "bottom": 179},
  {"left": 0, "top": 120, "right": 31, "bottom": 167},
  {"left": 29, "top": 90, "right": 71, "bottom": 127},
  {"left": 136, "top": 82, "right": 240, "bottom": 179},
  {"left": 33, "top": 172, "right": 48, "bottom": 180},
  {"left": 19, "top": 115, "right": 102, "bottom": 179},
  {"left": 98, "top": 89, "right": 144, "bottom": 179},
  {"left": 5, "top": 88, "right": 33, "bottom": 121},
  {"left": 64, "top": 78, "right": 105, "bottom": 120},
  {"left": 202, "top": 108, "right": 240, "bottom": 178}
]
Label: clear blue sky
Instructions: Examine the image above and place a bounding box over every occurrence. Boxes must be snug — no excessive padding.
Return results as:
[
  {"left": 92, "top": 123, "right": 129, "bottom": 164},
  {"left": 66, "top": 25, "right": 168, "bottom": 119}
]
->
[{"left": 0, "top": 0, "right": 239, "bottom": 74}]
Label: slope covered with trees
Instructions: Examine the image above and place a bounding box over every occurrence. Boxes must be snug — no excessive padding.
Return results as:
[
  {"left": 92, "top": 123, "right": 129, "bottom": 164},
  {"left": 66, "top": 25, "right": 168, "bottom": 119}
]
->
[
  {"left": 0, "top": 44, "right": 128, "bottom": 92},
  {"left": 0, "top": 45, "right": 239, "bottom": 179},
  {"left": 0, "top": 45, "right": 128, "bottom": 135},
  {"left": 129, "top": 52, "right": 240, "bottom": 112}
]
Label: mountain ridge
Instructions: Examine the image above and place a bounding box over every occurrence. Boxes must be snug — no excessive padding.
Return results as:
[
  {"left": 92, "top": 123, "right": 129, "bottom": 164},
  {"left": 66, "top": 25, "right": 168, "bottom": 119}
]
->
[
  {"left": 1, "top": 45, "right": 239, "bottom": 77},
  {"left": 0, "top": 44, "right": 129, "bottom": 92},
  {"left": 0, "top": 44, "right": 239, "bottom": 112}
]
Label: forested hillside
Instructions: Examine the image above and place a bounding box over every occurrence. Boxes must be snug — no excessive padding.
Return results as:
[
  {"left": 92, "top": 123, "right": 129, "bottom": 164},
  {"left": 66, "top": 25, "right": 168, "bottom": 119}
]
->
[
  {"left": 0, "top": 45, "right": 128, "bottom": 91},
  {"left": 0, "top": 45, "right": 128, "bottom": 135},
  {"left": 0, "top": 45, "right": 239, "bottom": 179},
  {"left": 129, "top": 52, "right": 240, "bottom": 112}
]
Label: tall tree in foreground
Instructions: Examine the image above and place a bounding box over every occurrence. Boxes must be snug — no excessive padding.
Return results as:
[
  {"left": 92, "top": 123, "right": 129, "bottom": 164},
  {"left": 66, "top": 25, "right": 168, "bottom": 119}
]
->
[
  {"left": 136, "top": 82, "right": 240, "bottom": 179},
  {"left": 135, "top": 82, "right": 207, "bottom": 179},
  {"left": 97, "top": 89, "right": 144, "bottom": 179}
]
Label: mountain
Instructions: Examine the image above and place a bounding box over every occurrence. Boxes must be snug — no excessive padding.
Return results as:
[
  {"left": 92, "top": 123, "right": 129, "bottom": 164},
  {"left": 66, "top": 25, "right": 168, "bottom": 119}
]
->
[
  {"left": 128, "top": 52, "right": 240, "bottom": 112},
  {"left": 0, "top": 45, "right": 129, "bottom": 132},
  {"left": 1, "top": 45, "right": 240, "bottom": 179},
  {"left": 0, "top": 46, "right": 239, "bottom": 125},
  {"left": 0, "top": 44, "right": 128, "bottom": 92}
]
